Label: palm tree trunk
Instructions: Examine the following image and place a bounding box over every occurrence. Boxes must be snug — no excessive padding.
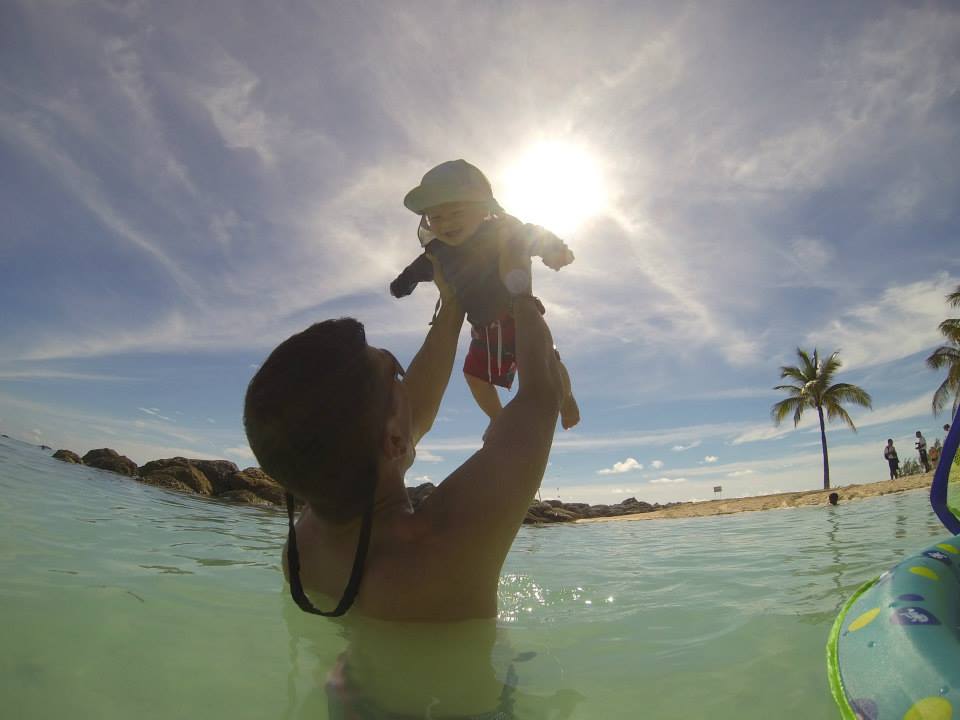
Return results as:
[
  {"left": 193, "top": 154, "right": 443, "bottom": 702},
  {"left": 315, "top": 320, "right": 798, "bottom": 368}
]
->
[{"left": 818, "top": 405, "right": 830, "bottom": 489}]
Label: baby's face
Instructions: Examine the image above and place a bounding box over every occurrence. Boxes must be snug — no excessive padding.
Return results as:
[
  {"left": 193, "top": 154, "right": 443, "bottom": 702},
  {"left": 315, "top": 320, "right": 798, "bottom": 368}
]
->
[{"left": 423, "top": 201, "right": 489, "bottom": 246}]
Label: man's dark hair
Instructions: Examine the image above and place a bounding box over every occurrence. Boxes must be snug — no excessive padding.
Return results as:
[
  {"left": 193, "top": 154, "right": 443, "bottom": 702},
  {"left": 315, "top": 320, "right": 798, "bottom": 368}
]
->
[{"left": 244, "top": 318, "right": 388, "bottom": 522}]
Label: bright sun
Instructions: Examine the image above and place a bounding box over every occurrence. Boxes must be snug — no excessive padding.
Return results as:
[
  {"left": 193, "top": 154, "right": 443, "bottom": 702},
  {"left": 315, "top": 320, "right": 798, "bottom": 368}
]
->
[{"left": 497, "top": 140, "right": 608, "bottom": 237}]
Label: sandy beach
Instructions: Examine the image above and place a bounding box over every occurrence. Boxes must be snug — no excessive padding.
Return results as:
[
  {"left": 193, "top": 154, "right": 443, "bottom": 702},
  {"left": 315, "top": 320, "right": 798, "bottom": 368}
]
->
[{"left": 578, "top": 473, "right": 936, "bottom": 523}]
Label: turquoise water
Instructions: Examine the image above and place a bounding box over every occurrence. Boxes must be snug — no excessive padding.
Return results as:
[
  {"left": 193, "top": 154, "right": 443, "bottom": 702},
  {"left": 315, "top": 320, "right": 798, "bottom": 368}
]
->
[{"left": 0, "top": 436, "right": 947, "bottom": 719}]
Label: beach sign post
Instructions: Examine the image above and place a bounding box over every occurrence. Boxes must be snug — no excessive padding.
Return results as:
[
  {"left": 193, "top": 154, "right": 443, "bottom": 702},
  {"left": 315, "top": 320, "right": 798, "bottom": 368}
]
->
[{"left": 714, "top": 485, "right": 722, "bottom": 499}]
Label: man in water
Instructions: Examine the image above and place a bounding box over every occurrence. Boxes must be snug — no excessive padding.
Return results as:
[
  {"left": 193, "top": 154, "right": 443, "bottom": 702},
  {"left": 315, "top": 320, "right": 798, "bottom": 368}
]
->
[{"left": 244, "top": 231, "right": 563, "bottom": 622}]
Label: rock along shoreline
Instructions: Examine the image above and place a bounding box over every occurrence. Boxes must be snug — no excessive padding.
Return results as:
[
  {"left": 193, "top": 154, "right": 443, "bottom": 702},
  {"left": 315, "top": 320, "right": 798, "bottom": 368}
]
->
[{"left": 49, "top": 446, "right": 682, "bottom": 523}]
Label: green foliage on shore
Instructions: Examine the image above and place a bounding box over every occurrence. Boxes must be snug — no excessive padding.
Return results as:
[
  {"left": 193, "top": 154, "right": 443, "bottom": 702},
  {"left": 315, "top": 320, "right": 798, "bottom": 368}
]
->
[{"left": 900, "top": 458, "right": 922, "bottom": 476}]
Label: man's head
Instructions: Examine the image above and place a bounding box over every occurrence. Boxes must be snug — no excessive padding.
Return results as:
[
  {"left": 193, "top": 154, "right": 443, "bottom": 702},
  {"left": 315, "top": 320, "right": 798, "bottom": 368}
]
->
[
  {"left": 404, "top": 160, "right": 501, "bottom": 246},
  {"left": 887, "top": 438, "right": 894, "bottom": 445},
  {"left": 945, "top": 424, "right": 952, "bottom": 433},
  {"left": 244, "top": 319, "right": 408, "bottom": 522},
  {"left": 828, "top": 492, "right": 839, "bottom": 506},
  {"left": 916, "top": 431, "right": 923, "bottom": 437}
]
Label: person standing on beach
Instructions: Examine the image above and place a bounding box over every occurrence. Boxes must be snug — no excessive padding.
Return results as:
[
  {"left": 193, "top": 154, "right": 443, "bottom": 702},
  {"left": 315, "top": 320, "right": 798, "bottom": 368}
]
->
[
  {"left": 916, "top": 431, "right": 931, "bottom": 473},
  {"left": 884, "top": 439, "right": 900, "bottom": 479}
]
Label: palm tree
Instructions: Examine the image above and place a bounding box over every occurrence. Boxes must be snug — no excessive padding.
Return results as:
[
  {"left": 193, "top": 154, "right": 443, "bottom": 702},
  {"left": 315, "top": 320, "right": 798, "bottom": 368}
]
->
[
  {"left": 926, "top": 285, "right": 960, "bottom": 417},
  {"left": 771, "top": 348, "right": 873, "bottom": 490}
]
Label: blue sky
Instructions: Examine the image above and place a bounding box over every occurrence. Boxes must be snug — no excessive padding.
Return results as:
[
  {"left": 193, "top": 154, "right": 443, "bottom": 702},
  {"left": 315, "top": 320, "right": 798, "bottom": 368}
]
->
[{"left": 1, "top": 0, "right": 958, "bottom": 504}]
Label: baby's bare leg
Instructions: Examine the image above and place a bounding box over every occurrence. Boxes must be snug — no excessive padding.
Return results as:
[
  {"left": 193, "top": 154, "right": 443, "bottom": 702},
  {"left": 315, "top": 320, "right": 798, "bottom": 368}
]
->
[
  {"left": 465, "top": 372, "right": 503, "bottom": 422},
  {"left": 556, "top": 355, "right": 580, "bottom": 430}
]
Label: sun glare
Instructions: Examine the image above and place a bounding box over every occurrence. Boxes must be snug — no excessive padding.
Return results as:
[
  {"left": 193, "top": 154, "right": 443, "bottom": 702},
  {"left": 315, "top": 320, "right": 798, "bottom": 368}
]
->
[{"left": 497, "top": 140, "right": 608, "bottom": 237}]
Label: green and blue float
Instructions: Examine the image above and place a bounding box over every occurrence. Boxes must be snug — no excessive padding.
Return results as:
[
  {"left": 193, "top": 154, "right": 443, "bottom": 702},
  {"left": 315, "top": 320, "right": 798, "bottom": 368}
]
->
[{"left": 828, "top": 419, "right": 960, "bottom": 720}]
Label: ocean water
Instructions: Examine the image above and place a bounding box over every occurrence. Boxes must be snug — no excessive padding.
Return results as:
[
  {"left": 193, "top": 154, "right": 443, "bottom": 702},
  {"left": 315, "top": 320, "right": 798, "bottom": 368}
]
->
[{"left": 0, "top": 436, "right": 948, "bottom": 719}]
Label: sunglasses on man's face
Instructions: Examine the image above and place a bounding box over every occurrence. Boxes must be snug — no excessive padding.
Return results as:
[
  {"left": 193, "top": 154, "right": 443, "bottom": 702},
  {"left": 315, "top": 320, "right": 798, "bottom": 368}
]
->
[{"left": 381, "top": 349, "right": 406, "bottom": 382}]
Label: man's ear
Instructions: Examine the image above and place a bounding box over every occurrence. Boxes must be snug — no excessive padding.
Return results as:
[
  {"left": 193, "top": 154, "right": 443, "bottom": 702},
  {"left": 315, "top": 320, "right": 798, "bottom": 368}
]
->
[{"left": 381, "top": 413, "right": 408, "bottom": 460}]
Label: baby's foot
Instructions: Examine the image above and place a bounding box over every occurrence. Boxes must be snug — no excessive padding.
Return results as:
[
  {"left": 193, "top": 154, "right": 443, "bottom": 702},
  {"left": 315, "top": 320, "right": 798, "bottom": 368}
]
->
[{"left": 560, "top": 393, "right": 581, "bottom": 430}]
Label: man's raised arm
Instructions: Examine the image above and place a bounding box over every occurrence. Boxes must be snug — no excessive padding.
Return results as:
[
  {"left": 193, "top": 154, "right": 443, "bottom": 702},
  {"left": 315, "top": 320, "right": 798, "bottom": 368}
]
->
[
  {"left": 419, "top": 231, "right": 564, "bottom": 568},
  {"left": 402, "top": 269, "right": 465, "bottom": 445}
]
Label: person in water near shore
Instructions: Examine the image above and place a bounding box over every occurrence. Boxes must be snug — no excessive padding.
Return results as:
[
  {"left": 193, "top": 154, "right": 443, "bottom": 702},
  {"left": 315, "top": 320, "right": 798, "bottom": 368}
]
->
[
  {"left": 828, "top": 492, "right": 839, "bottom": 506},
  {"left": 245, "top": 235, "right": 569, "bottom": 717},
  {"left": 390, "top": 159, "right": 580, "bottom": 435},
  {"left": 884, "top": 439, "right": 900, "bottom": 479}
]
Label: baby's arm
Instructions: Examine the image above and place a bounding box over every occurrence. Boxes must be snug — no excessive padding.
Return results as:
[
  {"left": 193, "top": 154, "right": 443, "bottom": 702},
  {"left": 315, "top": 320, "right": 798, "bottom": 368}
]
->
[
  {"left": 390, "top": 253, "right": 435, "bottom": 298},
  {"left": 524, "top": 224, "right": 575, "bottom": 271}
]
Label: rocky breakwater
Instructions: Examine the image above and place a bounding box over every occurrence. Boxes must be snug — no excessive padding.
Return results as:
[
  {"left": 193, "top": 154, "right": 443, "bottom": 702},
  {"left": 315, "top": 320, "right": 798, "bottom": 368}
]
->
[
  {"left": 52, "top": 447, "right": 284, "bottom": 508},
  {"left": 405, "top": 483, "right": 674, "bottom": 524},
  {"left": 52, "top": 448, "right": 673, "bottom": 521}
]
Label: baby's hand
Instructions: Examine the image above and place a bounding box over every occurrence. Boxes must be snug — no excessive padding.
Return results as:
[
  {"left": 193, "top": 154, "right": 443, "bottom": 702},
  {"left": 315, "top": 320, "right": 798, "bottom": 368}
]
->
[
  {"left": 526, "top": 225, "right": 574, "bottom": 271},
  {"left": 540, "top": 246, "right": 575, "bottom": 271}
]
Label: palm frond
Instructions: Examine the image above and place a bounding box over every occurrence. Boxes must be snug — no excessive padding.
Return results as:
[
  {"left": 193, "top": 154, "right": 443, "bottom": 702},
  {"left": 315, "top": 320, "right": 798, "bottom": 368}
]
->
[
  {"left": 772, "top": 384, "right": 804, "bottom": 397},
  {"left": 932, "top": 363, "right": 960, "bottom": 415},
  {"left": 826, "top": 383, "right": 873, "bottom": 410},
  {"left": 771, "top": 397, "right": 806, "bottom": 427},
  {"left": 823, "top": 401, "right": 857, "bottom": 431},
  {"left": 947, "top": 285, "right": 960, "bottom": 308},
  {"left": 779, "top": 365, "right": 810, "bottom": 383},
  {"left": 938, "top": 319, "right": 960, "bottom": 343},
  {"left": 927, "top": 345, "right": 960, "bottom": 370},
  {"left": 819, "top": 351, "right": 842, "bottom": 385}
]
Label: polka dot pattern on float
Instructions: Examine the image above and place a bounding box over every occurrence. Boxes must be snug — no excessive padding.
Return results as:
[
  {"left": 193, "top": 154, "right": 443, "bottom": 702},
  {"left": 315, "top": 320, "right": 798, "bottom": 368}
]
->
[
  {"left": 903, "top": 696, "right": 952, "bottom": 720},
  {"left": 909, "top": 566, "right": 939, "bottom": 580},
  {"left": 830, "top": 537, "right": 960, "bottom": 720}
]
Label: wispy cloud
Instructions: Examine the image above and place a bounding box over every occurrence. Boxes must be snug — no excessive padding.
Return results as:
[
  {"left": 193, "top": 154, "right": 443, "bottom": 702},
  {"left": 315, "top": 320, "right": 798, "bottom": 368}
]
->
[
  {"left": 138, "top": 407, "right": 172, "bottom": 422},
  {"left": 845, "top": 392, "right": 937, "bottom": 430},
  {"left": 808, "top": 275, "right": 957, "bottom": 370},
  {"left": 0, "top": 112, "right": 199, "bottom": 297},
  {"left": 421, "top": 421, "right": 759, "bottom": 454},
  {"left": 223, "top": 445, "right": 255, "bottom": 463},
  {"left": 415, "top": 449, "right": 444, "bottom": 463},
  {"left": 0, "top": 369, "right": 135, "bottom": 382}
]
